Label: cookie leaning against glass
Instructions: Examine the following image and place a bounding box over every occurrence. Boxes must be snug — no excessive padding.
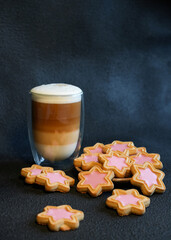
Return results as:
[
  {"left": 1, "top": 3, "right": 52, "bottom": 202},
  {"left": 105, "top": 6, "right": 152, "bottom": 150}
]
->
[
  {"left": 83, "top": 143, "right": 105, "bottom": 154},
  {"left": 74, "top": 153, "right": 102, "bottom": 170}
]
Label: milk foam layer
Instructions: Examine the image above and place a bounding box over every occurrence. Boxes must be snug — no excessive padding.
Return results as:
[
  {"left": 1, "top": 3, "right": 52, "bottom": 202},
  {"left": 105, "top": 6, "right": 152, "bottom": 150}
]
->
[{"left": 31, "top": 83, "right": 82, "bottom": 104}]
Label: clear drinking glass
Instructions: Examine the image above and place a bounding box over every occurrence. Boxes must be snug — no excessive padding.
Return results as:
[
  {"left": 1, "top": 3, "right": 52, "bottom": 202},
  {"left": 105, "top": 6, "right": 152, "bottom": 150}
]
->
[{"left": 27, "top": 83, "right": 84, "bottom": 170}]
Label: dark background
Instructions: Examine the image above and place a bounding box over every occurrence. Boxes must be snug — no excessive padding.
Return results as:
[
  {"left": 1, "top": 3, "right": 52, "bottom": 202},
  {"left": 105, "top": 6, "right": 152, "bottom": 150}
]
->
[{"left": 0, "top": 0, "right": 171, "bottom": 239}]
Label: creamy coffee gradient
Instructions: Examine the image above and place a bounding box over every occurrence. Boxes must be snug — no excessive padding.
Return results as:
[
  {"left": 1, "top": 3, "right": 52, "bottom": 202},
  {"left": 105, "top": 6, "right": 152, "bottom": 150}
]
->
[{"left": 31, "top": 84, "right": 82, "bottom": 161}]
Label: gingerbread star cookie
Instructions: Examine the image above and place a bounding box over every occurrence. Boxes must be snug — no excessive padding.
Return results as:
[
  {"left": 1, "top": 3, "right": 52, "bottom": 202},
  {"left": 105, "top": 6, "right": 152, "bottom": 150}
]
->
[
  {"left": 74, "top": 153, "right": 102, "bottom": 170},
  {"left": 130, "top": 152, "right": 163, "bottom": 169},
  {"left": 83, "top": 143, "right": 105, "bottom": 154},
  {"left": 77, "top": 166, "right": 114, "bottom": 197},
  {"left": 37, "top": 205, "right": 84, "bottom": 231},
  {"left": 106, "top": 189, "right": 150, "bottom": 216},
  {"left": 21, "top": 164, "right": 53, "bottom": 184},
  {"left": 130, "top": 162, "right": 166, "bottom": 196},
  {"left": 36, "top": 170, "right": 75, "bottom": 192},
  {"left": 129, "top": 147, "right": 147, "bottom": 157},
  {"left": 103, "top": 140, "right": 136, "bottom": 156},
  {"left": 99, "top": 152, "right": 131, "bottom": 178}
]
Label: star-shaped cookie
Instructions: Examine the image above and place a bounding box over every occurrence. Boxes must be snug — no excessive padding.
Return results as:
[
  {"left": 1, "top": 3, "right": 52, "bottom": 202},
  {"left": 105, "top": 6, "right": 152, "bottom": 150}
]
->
[
  {"left": 99, "top": 152, "right": 131, "bottom": 178},
  {"left": 21, "top": 164, "right": 53, "bottom": 184},
  {"left": 83, "top": 143, "right": 105, "bottom": 154},
  {"left": 130, "top": 152, "right": 162, "bottom": 169},
  {"left": 129, "top": 147, "right": 147, "bottom": 157},
  {"left": 130, "top": 162, "right": 166, "bottom": 196},
  {"left": 77, "top": 166, "right": 114, "bottom": 197},
  {"left": 36, "top": 170, "right": 75, "bottom": 192},
  {"left": 37, "top": 205, "right": 84, "bottom": 231},
  {"left": 74, "top": 153, "right": 102, "bottom": 170},
  {"left": 103, "top": 140, "right": 136, "bottom": 155},
  {"left": 106, "top": 189, "right": 150, "bottom": 216}
]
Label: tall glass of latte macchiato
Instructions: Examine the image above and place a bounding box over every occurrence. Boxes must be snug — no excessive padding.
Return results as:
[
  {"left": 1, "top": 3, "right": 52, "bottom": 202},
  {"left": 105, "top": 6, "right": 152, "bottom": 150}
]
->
[{"left": 28, "top": 83, "right": 84, "bottom": 170}]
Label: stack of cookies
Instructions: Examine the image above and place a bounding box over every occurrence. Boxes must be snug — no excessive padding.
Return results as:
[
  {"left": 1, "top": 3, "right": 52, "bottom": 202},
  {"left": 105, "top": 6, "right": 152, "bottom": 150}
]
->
[{"left": 74, "top": 140, "right": 166, "bottom": 215}]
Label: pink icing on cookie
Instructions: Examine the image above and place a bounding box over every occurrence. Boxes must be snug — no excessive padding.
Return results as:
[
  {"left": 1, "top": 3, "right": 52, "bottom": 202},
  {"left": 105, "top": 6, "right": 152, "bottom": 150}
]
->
[
  {"left": 90, "top": 147, "right": 103, "bottom": 153},
  {"left": 139, "top": 168, "right": 158, "bottom": 187},
  {"left": 83, "top": 155, "right": 99, "bottom": 163},
  {"left": 46, "top": 208, "right": 73, "bottom": 221},
  {"left": 83, "top": 170, "right": 107, "bottom": 189},
  {"left": 107, "top": 156, "right": 128, "bottom": 170},
  {"left": 111, "top": 143, "right": 129, "bottom": 152},
  {"left": 45, "top": 172, "right": 67, "bottom": 184},
  {"left": 30, "top": 168, "right": 42, "bottom": 176},
  {"left": 115, "top": 194, "right": 139, "bottom": 206},
  {"left": 133, "top": 154, "right": 153, "bottom": 165}
]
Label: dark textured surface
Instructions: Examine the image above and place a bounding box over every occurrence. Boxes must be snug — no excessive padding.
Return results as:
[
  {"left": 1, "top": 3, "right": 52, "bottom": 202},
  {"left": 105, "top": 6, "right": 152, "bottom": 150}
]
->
[
  {"left": 0, "top": 155, "right": 170, "bottom": 240},
  {"left": 0, "top": 0, "right": 171, "bottom": 239}
]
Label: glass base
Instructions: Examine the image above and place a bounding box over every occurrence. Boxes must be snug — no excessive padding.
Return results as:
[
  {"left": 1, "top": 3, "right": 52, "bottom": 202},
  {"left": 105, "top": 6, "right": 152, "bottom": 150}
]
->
[{"left": 36, "top": 156, "right": 75, "bottom": 171}]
